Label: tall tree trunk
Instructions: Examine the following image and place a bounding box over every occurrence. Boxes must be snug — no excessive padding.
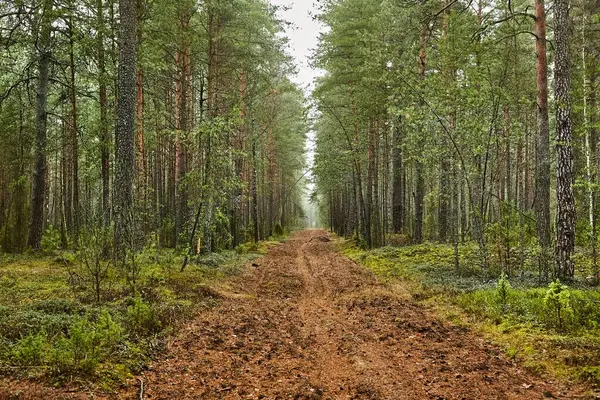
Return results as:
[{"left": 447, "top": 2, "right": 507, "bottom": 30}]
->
[
  {"left": 252, "top": 139, "right": 259, "bottom": 244},
  {"left": 175, "top": 11, "right": 191, "bottom": 245},
  {"left": 69, "top": 17, "right": 79, "bottom": 243},
  {"left": 366, "top": 121, "right": 375, "bottom": 248},
  {"left": 202, "top": 3, "right": 219, "bottom": 253},
  {"left": 373, "top": 120, "right": 381, "bottom": 246},
  {"left": 414, "top": 23, "right": 427, "bottom": 244},
  {"left": 98, "top": 0, "right": 110, "bottom": 228},
  {"left": 232, "top": 70, "right": 246, "bottom": 247},
  {"left": 592, "top": 71, "right": 599, "bottom": 281},
  {"left": 438, "top": 0, "right": 451, "bottom": 244},
  {"left": 352, "top": 110, "right": 368, "bottom": 245},
  {"left": 28, "top": 0, "right": 53, "bottom": 250},
  {"left": 504, "top": 105, "right": 512, "bottom": 203},
  {"left": 114, "top": 0, "right": 137, "bottom": 253},
  {"left": 136, "top": 69, "right": 146, "bottom": 199},
  {"left": 439, "top": 156, "right": 450, "bottom": 242},
  {"left": 554, "top": 0, "right": 575, "bottom": 280},
  {"left": 534, "top": 0, "right": 551, "bottom": 271}
]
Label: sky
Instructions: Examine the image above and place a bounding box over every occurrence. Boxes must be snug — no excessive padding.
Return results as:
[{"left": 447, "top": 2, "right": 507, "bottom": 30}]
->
[
  {"left": 269, "top": 0, "right": 323, "bottom": 226},
  {"left": 269, "top": 0, "right": 323, "bottom": 93}
]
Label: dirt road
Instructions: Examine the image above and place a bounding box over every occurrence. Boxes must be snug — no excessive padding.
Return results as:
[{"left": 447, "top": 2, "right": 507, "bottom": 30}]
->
[{"left": 127, "top": 230, "right": 584, "bottom": 399}]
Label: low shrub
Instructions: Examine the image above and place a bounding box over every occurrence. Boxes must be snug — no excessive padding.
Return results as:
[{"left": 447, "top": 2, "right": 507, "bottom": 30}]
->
[
  {"left": 347, "top": 240, "right": 600, "bottom": 385},
  {"left": 0, "top": 242, "right": 259, "bottom": 384},
  {"left": 49, "top": 311, "right": 123, "bottom": 377},
  {"left": 0, "top": 309, "right": 78, "bottom": 340},
  {"left": 496, "top": 273, "right": 512, "bottom": 315},
  {"left": 11, "top": 332, "right": 46, "bottom": 366},
  {"left": 125, "top": 297, "right": 161, "bottom": 337},
  {"left": 544, "top": 280, "right": 574, "bottom": 332}
]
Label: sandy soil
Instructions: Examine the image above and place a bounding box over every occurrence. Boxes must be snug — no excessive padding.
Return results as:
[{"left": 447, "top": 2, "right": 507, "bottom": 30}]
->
[{"left": 0, "top": 230, "right": 591, "bottom": 399}]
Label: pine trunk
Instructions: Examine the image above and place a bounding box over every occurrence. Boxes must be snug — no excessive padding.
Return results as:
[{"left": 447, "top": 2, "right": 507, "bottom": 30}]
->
[
  {"left": 28, "top": 0, "right": 53, "bottom": 250},
  {"left": 114, "top": 0, "right": 137, "bottom": 253},
  {"left": 554, "top": 0, "right": 575, "bottom": 280}
]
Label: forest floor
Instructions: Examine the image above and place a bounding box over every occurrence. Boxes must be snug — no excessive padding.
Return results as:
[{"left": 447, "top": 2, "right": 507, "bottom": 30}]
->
[{"left": 1, "top": 229, "right": 593, "bottom": 399}]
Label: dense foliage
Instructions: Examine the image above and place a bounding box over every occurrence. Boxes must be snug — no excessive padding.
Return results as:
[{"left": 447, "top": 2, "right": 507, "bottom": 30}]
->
[
  {"left": 313, "top": 0, "right": 598, "bottom": 282},
  {"left": 0, "top": 0, "right": 308, "bottom": 256}
]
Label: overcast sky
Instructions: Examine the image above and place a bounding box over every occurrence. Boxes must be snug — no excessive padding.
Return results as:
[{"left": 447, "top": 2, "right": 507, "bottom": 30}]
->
[
  {"left": 269, "top": 0, "right": 322, "bottom": 224},
  {"left": 269, "top": 0, "right": 323, "bottom": 93}
]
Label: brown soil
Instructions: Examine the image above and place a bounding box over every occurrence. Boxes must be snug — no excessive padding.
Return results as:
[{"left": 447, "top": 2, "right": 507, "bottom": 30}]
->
[{"left": 0, "top": 230, "right": 592, "bottom": 399}]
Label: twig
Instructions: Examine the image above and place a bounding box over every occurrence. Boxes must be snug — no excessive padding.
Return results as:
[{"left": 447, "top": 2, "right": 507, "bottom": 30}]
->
[{"left": 138, "top": 377, "right": 145, "bottom": 400}]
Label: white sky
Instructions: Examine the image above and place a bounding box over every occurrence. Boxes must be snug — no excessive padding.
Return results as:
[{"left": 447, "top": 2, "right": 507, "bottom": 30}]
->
[
  {"left": 270, "top": 0, "right": 323, "bottom": 93},
  {"left": 269, "top": 0, "right": 323, "bottom": 225}
]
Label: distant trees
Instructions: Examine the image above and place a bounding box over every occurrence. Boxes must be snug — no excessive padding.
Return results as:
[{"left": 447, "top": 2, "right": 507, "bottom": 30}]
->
[
  {"left": 313, "top": 0, "right": 591, "bottom": 281},
  {"left": 0, "top": 0, "right": 308, "bottom": 256}
]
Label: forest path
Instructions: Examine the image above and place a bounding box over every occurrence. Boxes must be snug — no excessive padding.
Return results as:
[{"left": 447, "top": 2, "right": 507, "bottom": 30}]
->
[{"left": 125, "top": 229, "right": 584, "bottom": 399}]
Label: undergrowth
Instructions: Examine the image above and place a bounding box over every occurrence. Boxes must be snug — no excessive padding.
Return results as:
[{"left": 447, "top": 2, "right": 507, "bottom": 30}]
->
[
  {"left": 0, "top": 240, "right": 270, "bottom": 388},
  {"left": 341, "top": 240, "right": 600, "bottom": 388}
]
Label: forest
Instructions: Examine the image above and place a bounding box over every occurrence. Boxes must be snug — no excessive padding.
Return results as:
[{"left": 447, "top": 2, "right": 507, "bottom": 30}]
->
[
  {"left": 1, "top": 0, "right": 600, "bottom": 397},
  {"left": 313, "top": 0, "right": 596, "bottom": 283},
  {"left": 0, "top": 0, "right": 308, "bottom": 257}
]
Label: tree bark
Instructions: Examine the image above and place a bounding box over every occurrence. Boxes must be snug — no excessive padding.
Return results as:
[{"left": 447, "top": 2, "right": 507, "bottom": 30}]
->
[
  {"left": 68, "top": 17, "right": 79, "bottom": 243},
  {"left": 114, "top": 0, "right": 137, "bottom": 253},
  {"left": 582, "top": 11, "right": 598, "bottom": 279},
  {"left": 554, "top": 0, "right": 575, "bottom": 280},
  {"left": 175, "top": 10, "right": 191, "bottom": 244},
  {"left": 252, "top": 139, "right": 259, "bottom": 244},
  {"left": 414, "top": 23, "right": 427, "bottom": 244},
  {"left": 97, "top": 0, "right": 110, "bottom": 229},
  {"left": 28, "top": 0, "right": 53, "bottom": 250}
]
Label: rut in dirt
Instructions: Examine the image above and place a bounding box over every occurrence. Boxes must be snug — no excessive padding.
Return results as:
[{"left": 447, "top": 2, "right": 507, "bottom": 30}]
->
[{"left": 128, "top": 229, "right": 584, "bottom": 399}]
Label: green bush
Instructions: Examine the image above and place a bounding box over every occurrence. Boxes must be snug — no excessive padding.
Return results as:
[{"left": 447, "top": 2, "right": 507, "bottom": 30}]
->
[
  {"left": 570, "top": 291, "right": 600, "bottom": 332},
  {"left": 41, "top": 226, "right": 63, "bottom": 253},
  {"left": 579, "top": 366, "right": 600, "bottom": 384},
  {"left": 50, "top": 311, "right": 123, "bottom": 377},
  {"left": 496, "top": 274, "right": 512, "bottom": 315},
  {"left": 0, "top": 243, "right": 255, "bottom": 383},
  {"left": 0, "top": 309, "right": 78, "bottom": 340},
  {"left": 11, "top": 332, "right": 46, "bottom": 366},
  {"left": 236, "top": 242, "right": 259, "bottom": 254},
  {"left": 126, "top": 297, "right": 161, "bottom": 336},
  {"left": 31, "top": 298, "right": 82, "bottom": 314},
  {"left": 457, "top": 289, "right": 497, "bottom": 317},
  {"left": 510, "top": 288, "right": 546, "bottom": 325},
  {"left": 544, "top": 280, "right": 573, "bottom": 332}
]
